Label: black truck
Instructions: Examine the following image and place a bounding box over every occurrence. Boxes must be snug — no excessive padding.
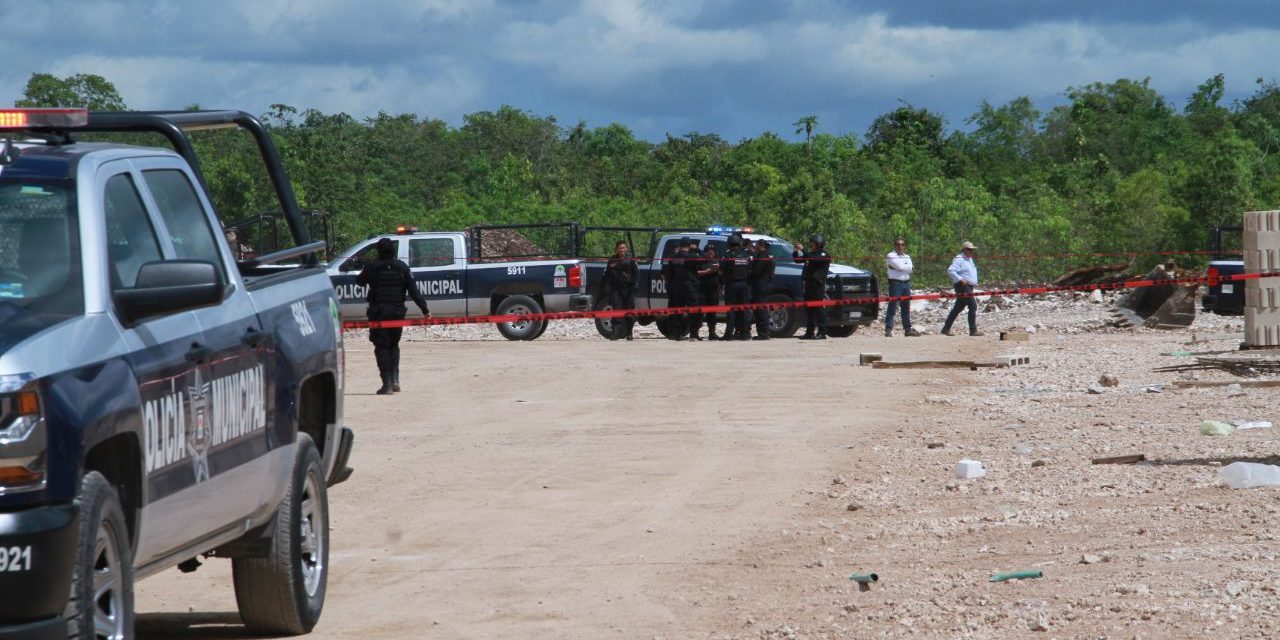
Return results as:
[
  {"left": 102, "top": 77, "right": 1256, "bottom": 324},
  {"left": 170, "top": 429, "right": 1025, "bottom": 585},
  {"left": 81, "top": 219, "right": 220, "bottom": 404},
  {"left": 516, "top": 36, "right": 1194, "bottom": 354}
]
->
[
  {"left": 579, "top": 226, "right": 880, "bottom": 338},
  {"left": 1202, "top": 225, "right": 1245, "bottom": 315},
  {"left": 0, "top": 108, "right": 352, "bottom": 639}
]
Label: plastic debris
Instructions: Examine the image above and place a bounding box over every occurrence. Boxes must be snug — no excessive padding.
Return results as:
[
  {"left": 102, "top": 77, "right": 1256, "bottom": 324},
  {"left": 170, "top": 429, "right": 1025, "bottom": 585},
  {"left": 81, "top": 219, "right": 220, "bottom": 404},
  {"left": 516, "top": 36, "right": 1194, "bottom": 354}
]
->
[
  {"left": 847, "top": 572, "right": 879, "bottom": 584},
  {"left": 954, "top": 459, "right": 986, "bottom": 479},
  {"left": 990, "top": 569, "right": 1044, "bottom": 582},
  {"left": 1220, "top": 462, "right": 1280, "bottom": 489},
  {"left": 1233, "top": 420, "right": 1274, "bottom": 430},
  {"left": 1199, "top": 420, "right": 1235, "bottom": 437}
]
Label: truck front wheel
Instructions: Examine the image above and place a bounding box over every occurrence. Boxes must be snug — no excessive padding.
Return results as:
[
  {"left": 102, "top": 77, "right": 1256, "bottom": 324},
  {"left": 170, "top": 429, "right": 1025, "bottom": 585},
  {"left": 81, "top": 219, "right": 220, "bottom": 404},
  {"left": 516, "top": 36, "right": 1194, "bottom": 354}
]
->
[
  {"left": 495, "top": 295, "right": 547, "bottom": 341},
  {"left": 66, "top": 471, "right": 134, "bottom": 640},
  {"left": 233, "top": 434, "right": 329, "bottom": 635}
]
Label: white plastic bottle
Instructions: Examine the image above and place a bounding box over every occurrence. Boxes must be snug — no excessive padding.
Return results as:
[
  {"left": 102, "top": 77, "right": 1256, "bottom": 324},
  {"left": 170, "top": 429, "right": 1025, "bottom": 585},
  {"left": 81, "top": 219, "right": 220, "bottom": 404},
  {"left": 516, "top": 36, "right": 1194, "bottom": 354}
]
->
[{"left": 1219, "top": 462, "right": 1280, "bottom": 489}]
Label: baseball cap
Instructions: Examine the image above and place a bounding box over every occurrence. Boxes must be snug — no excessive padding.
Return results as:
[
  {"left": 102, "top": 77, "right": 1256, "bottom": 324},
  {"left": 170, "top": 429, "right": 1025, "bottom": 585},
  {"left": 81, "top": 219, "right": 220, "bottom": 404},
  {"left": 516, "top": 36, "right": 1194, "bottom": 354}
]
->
[{"left": 961, "top": 241, "right": 976, "bottom": 250}]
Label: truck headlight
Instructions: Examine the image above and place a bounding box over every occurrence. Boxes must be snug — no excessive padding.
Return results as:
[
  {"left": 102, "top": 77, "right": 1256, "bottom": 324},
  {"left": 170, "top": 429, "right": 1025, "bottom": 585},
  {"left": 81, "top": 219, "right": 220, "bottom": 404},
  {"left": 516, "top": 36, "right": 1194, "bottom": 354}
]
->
[{"left": 0, "top": 383, "right": 47, "bottom": 493}]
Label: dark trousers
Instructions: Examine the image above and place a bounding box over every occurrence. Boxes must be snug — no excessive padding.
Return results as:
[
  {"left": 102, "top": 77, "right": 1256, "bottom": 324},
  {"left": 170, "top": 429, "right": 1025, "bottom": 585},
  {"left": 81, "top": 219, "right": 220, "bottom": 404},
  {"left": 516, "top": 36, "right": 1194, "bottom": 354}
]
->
[
  {"left": 683, "top": 286, "right": 702, "bottom": 336},
  {"left": 609, "top": 289, "right": 636, "bottom": 338},
  {"left": 942, "top": 282, "right": 978, "bottom": 334},
  {"left": 700, "top": 286, "right": 720, "bottom": 334},
  {"left": 803, "top": 284, "right": 826, "bottom": 335},
  {"left": 884, "top": 280, "right": 912, "bottom": 335},
  {"left": 368, "top": 303, "right": 406, "bottom": 380},
  {"left": 725, "top": 280, "right": 751, "bottom": 335},
  {"left": 751, "top": 283, "right": 771, "bottom": 335},
  {"left": 667, "top": 287, "right": 688, "bottom": 338}
]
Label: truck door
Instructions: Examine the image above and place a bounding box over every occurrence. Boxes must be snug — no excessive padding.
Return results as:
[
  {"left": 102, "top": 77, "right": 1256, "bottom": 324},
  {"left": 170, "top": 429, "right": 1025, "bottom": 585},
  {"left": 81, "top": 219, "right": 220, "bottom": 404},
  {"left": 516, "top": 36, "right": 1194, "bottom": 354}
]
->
[
  {"left": 330, "top": 239, "right": 393, "bottom": 320},
  {"left": 407, "top": 235, "right": 465, "bottom": 317},
  {"left": 134, "top": 161, "right": 271, "bottom": 532},
  {"left": 647, "top": 238, "right": 678, "bottom": 309},
  {"left": 99, "top": 165, "right": 212, "bottom": 565}
]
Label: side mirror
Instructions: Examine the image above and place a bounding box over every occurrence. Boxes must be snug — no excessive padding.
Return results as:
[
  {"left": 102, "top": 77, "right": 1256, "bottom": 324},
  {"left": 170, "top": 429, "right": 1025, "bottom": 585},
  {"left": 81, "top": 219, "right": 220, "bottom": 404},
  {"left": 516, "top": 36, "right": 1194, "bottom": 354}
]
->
[
  {"left": 116, "top": 260, "right": 223, "bottom": 325},
  {"left": 339, "top": 258, "right": 363, "bottom": 272}
]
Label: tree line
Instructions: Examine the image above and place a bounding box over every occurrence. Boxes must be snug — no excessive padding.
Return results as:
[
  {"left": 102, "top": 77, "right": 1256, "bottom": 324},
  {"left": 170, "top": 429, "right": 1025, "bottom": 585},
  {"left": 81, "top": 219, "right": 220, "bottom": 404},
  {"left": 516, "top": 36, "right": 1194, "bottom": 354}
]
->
[{"left": 16, "top": 72, "right": 1280, "bottom": 284}]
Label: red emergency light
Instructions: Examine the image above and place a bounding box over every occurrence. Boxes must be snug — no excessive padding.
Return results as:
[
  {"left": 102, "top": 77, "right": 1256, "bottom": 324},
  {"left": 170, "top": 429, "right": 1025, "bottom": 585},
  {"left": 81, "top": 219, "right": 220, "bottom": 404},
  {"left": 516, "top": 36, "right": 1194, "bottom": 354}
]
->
[
  {"left": 0, "top": 108, "right": 90, "bottom": 129},
  {"left": 395, "top": 225, "right": 418, "bottom": 235}
]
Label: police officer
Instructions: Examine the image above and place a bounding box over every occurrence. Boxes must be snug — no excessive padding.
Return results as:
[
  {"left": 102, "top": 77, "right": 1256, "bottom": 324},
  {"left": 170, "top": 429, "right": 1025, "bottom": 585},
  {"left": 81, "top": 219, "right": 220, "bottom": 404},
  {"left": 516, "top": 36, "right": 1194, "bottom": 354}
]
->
[
  {"left": 721, "top": 233, "right": 753, "bottom": 341},
  {"left": 357, "top": 237, "right": 430, "bottom": 394},
  {"left": 793, "top": 234, "right": 832, "bottom": 340},
  {"left": 601, "top": 240, "right": 639, "bottom": 340},
  {"left": 749, "top": 238, "right": 775, "bottom": 340},
  {"left": 683, "top": 238, "right": 705, "bottom": 340},
  {"left": 662, "top": 239, "right": 690, "bottom": 340},
  {"left": 696, "top": 244, "right": 723, "bottom": 339}
]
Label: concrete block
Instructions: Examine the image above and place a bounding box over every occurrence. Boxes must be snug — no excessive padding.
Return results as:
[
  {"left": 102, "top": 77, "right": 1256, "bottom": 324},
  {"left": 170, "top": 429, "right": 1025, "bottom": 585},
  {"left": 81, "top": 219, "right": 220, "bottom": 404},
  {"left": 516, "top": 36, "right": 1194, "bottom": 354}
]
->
[
  {"left": 1245, "top": 211, "right": 1280, "bottom": 348},
  {"left": 992, "top": 354, "right": 1032, "bottom": 368},
  {"left": 859, "top": 352, "right": 883, "bottom": 365},
  {"left": 1000, "top": 331, "right": 1030, "bottom": 341}
]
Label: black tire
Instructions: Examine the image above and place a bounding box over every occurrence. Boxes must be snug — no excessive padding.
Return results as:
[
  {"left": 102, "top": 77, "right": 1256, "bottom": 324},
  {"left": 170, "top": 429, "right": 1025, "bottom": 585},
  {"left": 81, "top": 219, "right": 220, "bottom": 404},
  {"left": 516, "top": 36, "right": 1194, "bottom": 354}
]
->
[
  {"left": 655, "top": 316, "right": 685, "bottom": 340},
  {"left": 532, "top": 321, "right": 549, "bottom": 340},
  {"left": 825, "top": 324, "right": 857, "bottom": 338},
  {"left": 233, "top": 434, "right": 328, "bottom": 635},
  {"left": 764, "top": 293, "right": 800, "bottom": 338},
  {"left": 494, "top": 295, "right": 546, "bottom": 341},
  {"left": 66, "top": 471, "right": 134, "bottom": 640},
  {"left": 593, "top": 299, "right": 621, "bottom": 340}
]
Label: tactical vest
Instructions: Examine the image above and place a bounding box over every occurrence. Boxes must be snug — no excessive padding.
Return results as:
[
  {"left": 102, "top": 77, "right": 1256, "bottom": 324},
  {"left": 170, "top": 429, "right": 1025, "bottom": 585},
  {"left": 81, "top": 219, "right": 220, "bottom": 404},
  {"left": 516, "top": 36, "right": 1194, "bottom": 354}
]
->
[{"left": 369, "top": 261, "right": 408, "bottom": 304}]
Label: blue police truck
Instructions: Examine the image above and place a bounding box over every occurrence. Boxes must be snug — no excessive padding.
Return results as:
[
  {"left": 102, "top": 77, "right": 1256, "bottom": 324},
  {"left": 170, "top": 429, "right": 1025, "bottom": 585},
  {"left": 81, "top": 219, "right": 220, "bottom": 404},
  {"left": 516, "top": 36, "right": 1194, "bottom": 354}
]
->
[
  {"left": 327, "top": 223, "right": 592, "bottom": 340},
  {"left": 580, "top": 226, "right": 880, "bottom": 339},
  {"left": 0, "top": 109, "right": 352, "bottom": 639}
]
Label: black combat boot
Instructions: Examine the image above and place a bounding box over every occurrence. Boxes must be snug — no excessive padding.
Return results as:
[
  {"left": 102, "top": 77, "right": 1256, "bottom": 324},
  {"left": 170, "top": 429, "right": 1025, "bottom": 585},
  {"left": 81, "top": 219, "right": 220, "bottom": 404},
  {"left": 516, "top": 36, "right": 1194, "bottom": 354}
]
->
[
  {"left": 376, "top": 374, "right": 394, "bottom": 395},
  {"left": 814, "top": 331, "right": 828, "bottom": 340},
  {"left": 391, "top": 350, "right": 401, "bottom": 392},
  {"left": 391, "top": 372, "right": 401, "bottom": 393}
]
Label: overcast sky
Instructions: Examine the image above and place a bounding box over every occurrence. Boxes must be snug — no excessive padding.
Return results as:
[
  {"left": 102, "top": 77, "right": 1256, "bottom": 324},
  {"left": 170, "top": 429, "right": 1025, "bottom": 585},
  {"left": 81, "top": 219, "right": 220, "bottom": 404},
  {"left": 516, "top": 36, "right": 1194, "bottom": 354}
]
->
[{"left": 4, "top": 0, "right": 1279, "bottom": 141}]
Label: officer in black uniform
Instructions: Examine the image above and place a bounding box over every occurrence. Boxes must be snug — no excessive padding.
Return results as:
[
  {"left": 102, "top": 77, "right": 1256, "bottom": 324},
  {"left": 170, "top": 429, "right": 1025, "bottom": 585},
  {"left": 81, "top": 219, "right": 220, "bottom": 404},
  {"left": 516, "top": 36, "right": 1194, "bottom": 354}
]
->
[
  {"left": 683, "top": 238, "right": 705, "bottom": 340},
  {"left": 793, "top": 234, "right": 832, "bottom": 340},
  {"left": 721, "top": 233, "right": 753, "bottom": 341},
  {"left": 662, "top": 239, "right": 691, "bottom": 340},
  {"left": 749, "top": 238, "right": 775, "bottom": 340},
  {"left": 357, "top": 237, "right": 430, "bottom": 394},
  {"left": 696, "top": 244, "right": 722, "bottom": 339},
  {"left": 601, "top": 240, "right": 639, "bottom": 340}
]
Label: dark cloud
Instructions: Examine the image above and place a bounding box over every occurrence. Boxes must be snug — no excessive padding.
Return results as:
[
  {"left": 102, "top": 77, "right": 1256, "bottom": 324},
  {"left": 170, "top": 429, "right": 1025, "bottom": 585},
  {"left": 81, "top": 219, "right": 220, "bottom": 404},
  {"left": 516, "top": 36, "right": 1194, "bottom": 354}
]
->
[{"left": 2, "top": 0, "right": 1277, "bottom": 142}]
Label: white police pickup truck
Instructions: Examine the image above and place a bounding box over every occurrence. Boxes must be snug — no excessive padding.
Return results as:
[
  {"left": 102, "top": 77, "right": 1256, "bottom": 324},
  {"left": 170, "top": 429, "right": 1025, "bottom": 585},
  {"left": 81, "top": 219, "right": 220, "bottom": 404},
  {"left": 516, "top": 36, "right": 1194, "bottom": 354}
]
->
[
  {"left": 328, "top": 224, "right": 592, "bottom": 340},
  {"left": 0, "top": 109, "right": 352, "bottom": 639}
]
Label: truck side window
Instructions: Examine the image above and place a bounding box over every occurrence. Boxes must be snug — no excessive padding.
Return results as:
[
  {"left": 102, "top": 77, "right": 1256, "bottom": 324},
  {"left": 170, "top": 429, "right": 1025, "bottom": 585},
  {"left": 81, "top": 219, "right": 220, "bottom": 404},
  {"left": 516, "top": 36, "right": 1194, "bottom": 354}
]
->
[
  {"left": 104, "top": 174, "right": 163, "bottom": 290},
  {"left": 408, "top": 238, "right": 453, "bottom": 268},
  {"left": 141, "top": 170, "right": 226, "bottom": 278}
]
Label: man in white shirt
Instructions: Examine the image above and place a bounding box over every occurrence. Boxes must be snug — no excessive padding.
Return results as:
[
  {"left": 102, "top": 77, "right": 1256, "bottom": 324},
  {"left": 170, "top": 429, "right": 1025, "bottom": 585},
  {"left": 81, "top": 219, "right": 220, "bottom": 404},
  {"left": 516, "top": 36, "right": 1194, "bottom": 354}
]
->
[
  {"left": 884, "top": 239, "right": 919, "bottom": 336},
  {"left": 941, "top": 241, "right": 984, "bottom": 336}
]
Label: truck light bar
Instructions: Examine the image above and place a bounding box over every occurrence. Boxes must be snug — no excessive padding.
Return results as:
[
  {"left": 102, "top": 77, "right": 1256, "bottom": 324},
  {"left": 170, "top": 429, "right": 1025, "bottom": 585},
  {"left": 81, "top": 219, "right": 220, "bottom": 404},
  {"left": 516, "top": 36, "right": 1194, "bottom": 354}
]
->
[
  {"left": 0, "top": 108, "right": 89, "bottom": 129},
  {"left": 706, "top": 225, "right": 754, "bottom": 235},
  {"left": 395, "top": 225, "right": 418, "bottom": 235}
]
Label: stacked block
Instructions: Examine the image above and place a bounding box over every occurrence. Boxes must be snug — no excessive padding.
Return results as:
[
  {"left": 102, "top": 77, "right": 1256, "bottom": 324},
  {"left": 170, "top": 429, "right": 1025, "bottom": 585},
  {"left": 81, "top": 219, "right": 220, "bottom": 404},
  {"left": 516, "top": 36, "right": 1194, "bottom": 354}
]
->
[{"left": 1244, "top": 210, "right": 1280, "bottom": 347}]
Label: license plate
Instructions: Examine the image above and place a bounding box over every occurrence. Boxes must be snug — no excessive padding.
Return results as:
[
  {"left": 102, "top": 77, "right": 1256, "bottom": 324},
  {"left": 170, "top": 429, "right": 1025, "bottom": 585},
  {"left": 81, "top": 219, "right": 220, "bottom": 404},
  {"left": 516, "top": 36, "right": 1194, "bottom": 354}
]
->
[
  {"left": 1221, "top": 284, "right": 1234, "bottom": 294},
  {"left": 554, "top": 277, "right": 567, "bottom": 288},
  {"left": 846, "top": 311, "right": 862, "bottom": 318}
]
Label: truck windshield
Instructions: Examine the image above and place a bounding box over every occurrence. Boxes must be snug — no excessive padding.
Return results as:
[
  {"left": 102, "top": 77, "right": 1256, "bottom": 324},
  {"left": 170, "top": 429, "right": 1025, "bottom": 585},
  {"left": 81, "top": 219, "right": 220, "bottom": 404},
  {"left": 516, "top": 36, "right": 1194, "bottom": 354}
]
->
[{"left": 0, "top": 178, "right": 83, "bottom": 322}]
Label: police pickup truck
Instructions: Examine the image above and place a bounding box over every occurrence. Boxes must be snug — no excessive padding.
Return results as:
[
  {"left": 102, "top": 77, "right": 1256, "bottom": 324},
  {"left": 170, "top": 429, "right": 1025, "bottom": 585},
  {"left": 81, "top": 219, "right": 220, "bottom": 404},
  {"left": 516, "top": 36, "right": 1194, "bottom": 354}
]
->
[
  {"left": 327, "top": 223, "right": 592, "bottom": 340},
  {"left": 0, "top": 109, "right": 352, "bottom": 639},
  {"left": 582, "top": 226, "right": 879, "bottom": 338}
]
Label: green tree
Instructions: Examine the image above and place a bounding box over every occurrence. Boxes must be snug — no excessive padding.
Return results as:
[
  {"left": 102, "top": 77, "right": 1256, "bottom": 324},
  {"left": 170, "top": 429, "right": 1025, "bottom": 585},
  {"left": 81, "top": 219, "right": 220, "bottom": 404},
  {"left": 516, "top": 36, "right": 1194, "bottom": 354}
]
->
[{"left": 15, "top": 72, "right": 127, "bottom": 110}]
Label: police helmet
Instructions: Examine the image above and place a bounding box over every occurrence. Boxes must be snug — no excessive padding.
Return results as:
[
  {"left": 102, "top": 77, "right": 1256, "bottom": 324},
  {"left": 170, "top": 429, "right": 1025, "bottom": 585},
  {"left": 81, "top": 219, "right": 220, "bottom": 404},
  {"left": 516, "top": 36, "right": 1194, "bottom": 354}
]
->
[
  {"left": 728, "top": 232, "right": 743, "bottom": 246},
  {"left": 809, "top": 234, "right": 826, "bottom": 249},
  {"left": 376, "top": 237, "right": 396, "bottom": 258}
]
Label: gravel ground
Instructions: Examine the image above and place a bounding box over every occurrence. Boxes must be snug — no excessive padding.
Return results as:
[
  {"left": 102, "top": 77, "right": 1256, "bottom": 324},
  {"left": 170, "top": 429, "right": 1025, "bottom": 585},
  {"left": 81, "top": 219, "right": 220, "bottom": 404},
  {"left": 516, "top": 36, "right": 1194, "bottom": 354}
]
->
[{"left": 669, "top": 294, "right": 1280, "bottom": 639}]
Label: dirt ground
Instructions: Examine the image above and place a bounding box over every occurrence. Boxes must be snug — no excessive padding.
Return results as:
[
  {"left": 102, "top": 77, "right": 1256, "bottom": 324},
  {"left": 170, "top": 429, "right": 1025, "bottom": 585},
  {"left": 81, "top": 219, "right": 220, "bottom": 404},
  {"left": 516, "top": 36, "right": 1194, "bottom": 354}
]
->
[{"left": 135, "top": 302, "right": 1279, "bottom": 639}]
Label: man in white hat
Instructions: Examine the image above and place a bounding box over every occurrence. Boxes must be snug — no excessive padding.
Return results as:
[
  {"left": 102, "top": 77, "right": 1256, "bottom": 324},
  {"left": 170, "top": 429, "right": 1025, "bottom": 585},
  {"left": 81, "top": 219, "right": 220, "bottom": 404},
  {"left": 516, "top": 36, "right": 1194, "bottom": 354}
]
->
[{"left": 941, "top": 241, "right": 983, "bottom": 336}]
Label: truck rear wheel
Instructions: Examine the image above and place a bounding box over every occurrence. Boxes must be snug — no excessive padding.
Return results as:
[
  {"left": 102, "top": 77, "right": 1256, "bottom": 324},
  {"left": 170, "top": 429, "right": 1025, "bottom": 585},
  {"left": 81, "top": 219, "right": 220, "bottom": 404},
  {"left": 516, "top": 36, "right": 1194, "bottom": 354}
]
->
[
  {"left": 764, "top": 293, "right": 800, "bottom": 338},
  {"left": 825, "top": 325, "right": 857, "bottom": 338},
  {"left": 66, "top": 471, "right": 134, "bottom": 640},
  {"left": 233, "top": 434, "right": 328, "bottom": 635},
  {"left": 495, "top": 295, "right": 547, "bottom": 341}
]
